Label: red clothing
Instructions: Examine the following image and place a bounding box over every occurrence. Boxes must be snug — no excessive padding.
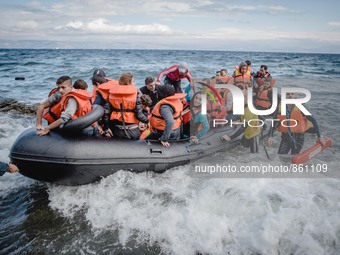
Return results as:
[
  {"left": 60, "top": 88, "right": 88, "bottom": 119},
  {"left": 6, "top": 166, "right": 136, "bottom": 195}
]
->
[{"left": 157, "top": 64, "right": 192, "bottom": 83}]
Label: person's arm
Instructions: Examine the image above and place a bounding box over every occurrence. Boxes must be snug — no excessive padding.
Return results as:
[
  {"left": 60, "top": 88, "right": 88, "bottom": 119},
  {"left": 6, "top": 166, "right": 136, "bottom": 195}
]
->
[
  {"left": 185, "top": 71, "right": 192, "bottom": 82},
  {"left": 36, "top": 98, "right": 78, "bottom": 136},
  {"left": 0, "top": 162, "right": 8, "bottom": 176},
  {"left": 156, "top": 65, "right": 178, "bottom": 83},
  {"left": 306, "top": 115, "right": 321, "bottom": 138},
  {"left": 0, "top": 162, "right": 19, "bottom": 176},
  {"left": 36, "top": 99, "right": 51, "bottom": 130},
  {"left": 195, "top": 113, "right": 210, "bottom": 139},
  {"left": 135, "top": 96, "right": 149, "bottom": 123},
  {"left": 159, "top": 105, "right": 175, "bottom": 142},
  {"left": 36, "top": 91, "right": 63, "bottom": 129},
  {"left": 92, "top": 92, "right": 106, "bottom": 106}
]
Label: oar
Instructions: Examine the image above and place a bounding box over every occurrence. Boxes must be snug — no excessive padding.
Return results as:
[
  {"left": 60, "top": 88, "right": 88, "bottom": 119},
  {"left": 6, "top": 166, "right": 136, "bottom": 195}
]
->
[{"left": 261, "top": 130, "right": 270, "bottom": 159}]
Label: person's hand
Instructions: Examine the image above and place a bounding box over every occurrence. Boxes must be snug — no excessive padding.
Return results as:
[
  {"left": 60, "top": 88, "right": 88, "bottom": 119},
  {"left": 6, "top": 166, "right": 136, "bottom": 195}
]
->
[
  {"left": 155, "top": 80, "right": 161, "bottom": 86},
  {"left": 8, "top": 163, "right": 19, "bottom": 173},
  {"left": 190, "top": 136, "right": 199, "bottom": 144},
  {"left": 104, "top": 128, "right": 113, "bottom": 137},
  {"left": 268, "top": 137, "right": 274, "bottom": 146},
  {"left": 98, "top": 125, "right": 105, "bottom": 135},
  {"left": 36, "top": 124, "right": 43, "bottom": 130},
  {"left": 36, "top": 128, "right": 50, "bottom": 136},
  {"left": 221, "top": 135, "right": 230, "bottom": 141},
  {"left": 161, "top": 140, "right": 170, "bottom": 148},
  {"left": 318, "top": 137, "right": 326, "bottom": 146}
]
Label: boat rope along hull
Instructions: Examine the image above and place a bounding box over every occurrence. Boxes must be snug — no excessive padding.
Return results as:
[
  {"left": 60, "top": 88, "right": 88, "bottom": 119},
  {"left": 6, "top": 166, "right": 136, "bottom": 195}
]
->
[{"left": 10, "top": 126, "right": 242, "bottom": 185}]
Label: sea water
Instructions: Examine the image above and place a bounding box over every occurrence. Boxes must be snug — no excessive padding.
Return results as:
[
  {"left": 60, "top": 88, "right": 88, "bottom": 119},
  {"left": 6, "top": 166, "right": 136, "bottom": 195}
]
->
[{"left": 1, "top": 49, "right": 340, "bottom": 255}]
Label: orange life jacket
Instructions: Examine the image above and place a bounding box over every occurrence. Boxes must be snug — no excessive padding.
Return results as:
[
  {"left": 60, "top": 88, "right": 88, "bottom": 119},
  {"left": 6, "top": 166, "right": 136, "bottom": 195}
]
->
[
  {"left": 92, "top": 79, "right": 118, "bottom": 102},
  {"left": 234, "top": 67, "right": 252, "bottom": 89},
  {"left": 43, "top": 89, "right": 92, "bottom": 124},
  {"left": 43, "top": 89, "right": 66, "bottom": 124},
  {"left": 207, "top": 99, "right": 227, "bottom": 125},
  {"left": 255, "top": 87, "right": 272, "bottom": 109},
  {"left": 216, "top": 75, "right": 234, "bottom": 84},
  {"left": 277, "top": 105, "right": 308, "bottom": 133},
  {"left": 182, "top": 102, "right": 191, "bottom": 125},
  {"left": 62, "top": 90, "right": 92, "bottom": 120},
  {"left": 150, "top": 93, "right": 186, "bottom": 131},
  {"left": 109, "top": 84, "right": 138, "bottom": 124}
]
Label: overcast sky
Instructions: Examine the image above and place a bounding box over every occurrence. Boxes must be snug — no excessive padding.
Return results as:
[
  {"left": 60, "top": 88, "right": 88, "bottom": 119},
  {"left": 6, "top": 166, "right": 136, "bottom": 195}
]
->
[{"left": 1, "top": 0, "right": 340, "bottom": 53}]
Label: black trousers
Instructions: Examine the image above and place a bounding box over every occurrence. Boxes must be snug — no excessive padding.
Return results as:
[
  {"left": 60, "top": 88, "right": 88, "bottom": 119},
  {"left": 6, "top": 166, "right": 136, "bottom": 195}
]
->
[
  {"left": 241, "top": 135, "right": 258, "bottom": 153},
  {"left": 278, "top": 133, "right": 305, "bottom": 155}
]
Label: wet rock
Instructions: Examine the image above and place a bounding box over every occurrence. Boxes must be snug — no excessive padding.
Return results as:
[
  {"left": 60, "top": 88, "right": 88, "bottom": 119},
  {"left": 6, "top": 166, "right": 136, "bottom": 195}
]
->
[{"left": 0, "top": 98, "right": 38, "bottom": 115}]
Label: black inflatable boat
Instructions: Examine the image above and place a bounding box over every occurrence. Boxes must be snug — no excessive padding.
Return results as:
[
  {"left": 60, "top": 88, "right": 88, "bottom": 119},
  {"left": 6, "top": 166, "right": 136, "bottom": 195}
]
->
[{"left": 9, "top": 124, "right": 242, "bottom": 186}]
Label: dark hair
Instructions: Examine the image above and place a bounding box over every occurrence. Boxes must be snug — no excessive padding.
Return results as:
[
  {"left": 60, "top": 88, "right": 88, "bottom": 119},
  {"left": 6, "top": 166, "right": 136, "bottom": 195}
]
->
[
  {"left": 145, "top": 76, "right": 155, "bottom": 85},
  {"left": 56, "top": 76, "right": 72, "bottom": 85},
  {"left": 157, "top": 84, "right": 175, "bottom": 100},
  {"left": 92, "top": 76, "right": 106, "bottom": 85},
  {"left": 73, "top": 79, "right": 88, "bottom": 90},
  {"left": 260, "top": 65, "right": 268, "bottom": 71},
  {"left": 245, "top": 60, "right": 251, "bottom": 66},
  {"left": 220, "top": 68, "right": 227, "bottom": 73},
  {"left": 140, "top": 94, "right": 152, "bottom": 106},
  {"left": 191, "top": 91, "right": 203, "bottom": 107}
]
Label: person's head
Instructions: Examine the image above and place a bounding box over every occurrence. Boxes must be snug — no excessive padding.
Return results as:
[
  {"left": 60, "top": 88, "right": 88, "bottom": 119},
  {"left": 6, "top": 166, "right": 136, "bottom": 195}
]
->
[
  {"left": 220, "top": 69, "right": 228, "bottom": 76},
  {"left": 286, "top": 92, "right": 295, "bottom": 99},
  {"left": 239, "top": 62, "right": 248, "bottom": 74},
  {"left": 245, "top": 60, "right": 251, "bottom": 66},
  {"left": 157, "top": 84, "right": 175, "bottom": 100},
  {"left": 260, "top": 65, "right": 268, "bottom": 75},
  {"left": 140, "top": 94, "right": 152, "bottom": 109},
  {"left": 192, "top": 92, "right": 203, "bottom": 108},
  {"left": 73, "top": 79, "right": 88, "bottom": 90},
  {"left": 202, "top": 78, "right": 210, "bottom": 84},
  {"left": 178, "top": 62, "right": 188, "bottom": 76},
  {"left": 91, "top": 69, "right": 106, "bottom": 85},
  {"left": 215, "top": 71, "right": 221, "bottom": 77},
  {"left": 119, "top": 72, "right": 134, "bottom": 85},
  {"left": 145, "top": 76, "right": 156, "bottom": 91},
  {"left": 56, "top": 76, "right": 72, "bottom": 96}
]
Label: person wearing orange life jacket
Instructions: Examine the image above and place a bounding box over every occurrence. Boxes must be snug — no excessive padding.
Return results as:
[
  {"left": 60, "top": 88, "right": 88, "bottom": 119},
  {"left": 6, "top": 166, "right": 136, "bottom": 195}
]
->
[
  {"left": 106, "top": 72, "right": 149, "bottom": 140},
  {"left": 146, "top": 85, "right": 186, "bottom": 147},
  {"left": 91, "top": 69, "right": 118, "bottom": 106},
  {"left": 254, "top": 78, "right": 275, "bottom": 110},
  {"left": 233, "top": 61, "right": 253, "bottom": 89},
  {"left": 217, "top": 68, "right": 234, "bottom": 84},
  {"left": 36, "top": 75, "right": 70, "bottom": 130},
  {"left": 268, "top": 92, "right": 325, "bottom": 154},
  {"left": 156, "top": 62, "right": 192, "bottom": 93},
  {"left": 254, "top": 65, "right": 272, "bottom": 87},
  {"left": 36, "top": 78, "right": 96, "bottom": 136}
]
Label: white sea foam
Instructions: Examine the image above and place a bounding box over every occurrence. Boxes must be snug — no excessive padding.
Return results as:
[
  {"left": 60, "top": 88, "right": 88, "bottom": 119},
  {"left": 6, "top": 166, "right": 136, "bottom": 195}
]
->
[{"left": 48, "top": 164, "right": 340, "bottom": 255}]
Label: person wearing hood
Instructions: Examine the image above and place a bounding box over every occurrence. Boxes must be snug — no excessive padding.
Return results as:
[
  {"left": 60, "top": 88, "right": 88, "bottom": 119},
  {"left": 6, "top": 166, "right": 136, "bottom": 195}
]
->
[
  {"left": 146, "top": 85, "right": 186, "bottom": 147},
  {"left": 156, "top": 62, "right": 192, "bottom": 93},
  {"left": 233, "top": 61, "right": 253, "bottom": 89}
]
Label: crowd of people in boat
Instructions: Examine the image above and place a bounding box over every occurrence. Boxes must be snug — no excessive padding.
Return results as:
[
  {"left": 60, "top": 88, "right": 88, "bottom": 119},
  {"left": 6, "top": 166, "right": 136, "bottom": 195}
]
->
[{"left": 34, "top": 60, "right": 325, "bottom": 154}]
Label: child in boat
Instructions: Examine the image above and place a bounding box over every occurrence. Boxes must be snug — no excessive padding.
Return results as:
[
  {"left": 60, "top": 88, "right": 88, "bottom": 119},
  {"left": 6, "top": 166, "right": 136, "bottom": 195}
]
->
[{"left": 190, "top": 91, "right": 210, "bottom": 144}]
